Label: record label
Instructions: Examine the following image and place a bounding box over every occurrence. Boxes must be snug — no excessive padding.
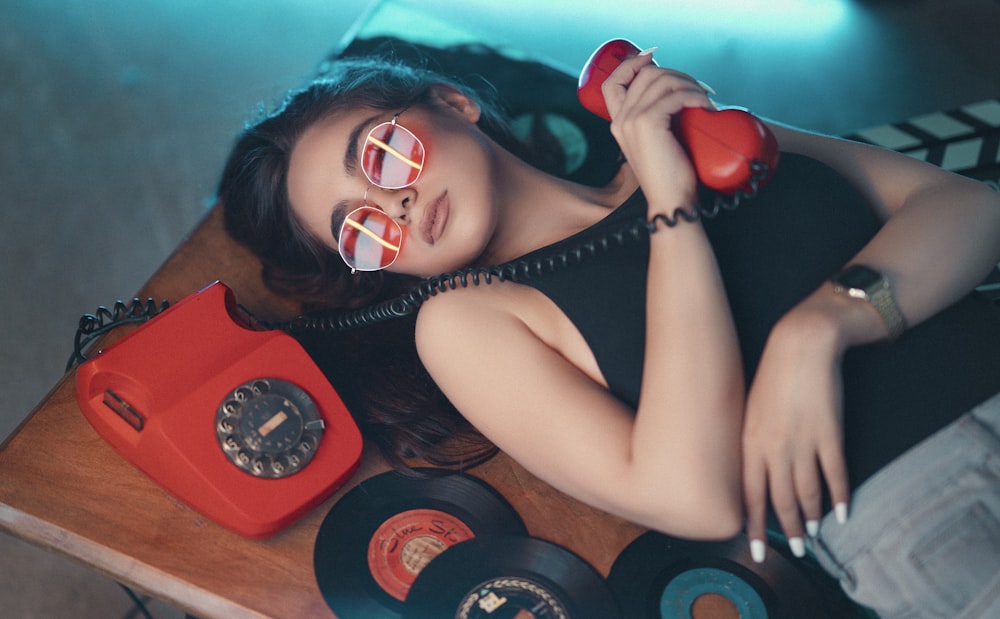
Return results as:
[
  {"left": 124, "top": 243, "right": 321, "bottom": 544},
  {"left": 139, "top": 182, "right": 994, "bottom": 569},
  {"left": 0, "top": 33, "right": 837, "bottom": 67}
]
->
[
  {"left": 659, "top": 567, "right": 766, "bottom": 618},
  {"left": 455, "top": 576, "right": 570, "bottom": 618},
  {"left": 368, "top": 508, "right": 476, "bottom": 602}
]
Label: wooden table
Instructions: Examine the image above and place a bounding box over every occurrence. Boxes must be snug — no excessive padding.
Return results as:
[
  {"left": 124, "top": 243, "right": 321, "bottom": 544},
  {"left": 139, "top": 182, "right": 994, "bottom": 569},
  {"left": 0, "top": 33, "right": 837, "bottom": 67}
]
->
[{"left": 0, "top": 205, "right": 645, "bottom": 618}]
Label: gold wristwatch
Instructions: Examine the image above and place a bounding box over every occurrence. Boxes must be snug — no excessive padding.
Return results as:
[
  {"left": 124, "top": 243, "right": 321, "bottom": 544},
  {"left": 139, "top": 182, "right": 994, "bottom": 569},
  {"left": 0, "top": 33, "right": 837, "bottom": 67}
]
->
[{"left": 830, "top": 264, "right": 905, "bottom": 341}]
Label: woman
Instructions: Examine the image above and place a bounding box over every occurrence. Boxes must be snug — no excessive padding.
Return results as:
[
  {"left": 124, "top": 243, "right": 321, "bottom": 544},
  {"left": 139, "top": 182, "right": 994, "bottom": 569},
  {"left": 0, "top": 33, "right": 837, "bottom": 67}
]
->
[{"left": 219, "top": 46, "right": 1000, "bottom": 617}]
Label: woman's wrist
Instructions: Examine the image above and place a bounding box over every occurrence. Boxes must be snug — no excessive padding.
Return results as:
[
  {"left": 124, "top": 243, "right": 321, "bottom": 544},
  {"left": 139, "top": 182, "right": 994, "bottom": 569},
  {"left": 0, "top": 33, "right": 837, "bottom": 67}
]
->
[
  {"left": 644, "top": 183, "right": 699, "bottom": 217},
  {"left": 776, "top": 284, "right": 888, "bottom": 359}
]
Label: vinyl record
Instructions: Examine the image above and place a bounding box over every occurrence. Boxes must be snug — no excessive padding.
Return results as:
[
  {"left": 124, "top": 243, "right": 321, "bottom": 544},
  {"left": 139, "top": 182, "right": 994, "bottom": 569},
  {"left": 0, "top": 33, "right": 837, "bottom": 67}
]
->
[
  {"left": 314, "top": 469, "right": 527, "bottom": 619},
  {"left": 607, "top": 531, "right": 859, "bottom": 619},
  {"left": 403, "top": 535, "right": 621, "bottom": 619}
]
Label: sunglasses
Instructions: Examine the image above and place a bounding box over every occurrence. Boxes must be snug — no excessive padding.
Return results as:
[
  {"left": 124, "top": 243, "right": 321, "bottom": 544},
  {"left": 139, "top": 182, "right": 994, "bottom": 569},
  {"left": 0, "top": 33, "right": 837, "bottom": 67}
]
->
[{"left": 338, "top": 113, "right": 425, "bottom": 272}]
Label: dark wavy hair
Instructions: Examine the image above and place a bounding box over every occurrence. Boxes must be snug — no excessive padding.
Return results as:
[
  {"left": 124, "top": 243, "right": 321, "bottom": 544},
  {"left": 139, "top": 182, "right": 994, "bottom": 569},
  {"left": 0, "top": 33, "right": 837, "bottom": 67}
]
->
[{"left": 217, "top": 44, "right": 549, "bottom": 471}]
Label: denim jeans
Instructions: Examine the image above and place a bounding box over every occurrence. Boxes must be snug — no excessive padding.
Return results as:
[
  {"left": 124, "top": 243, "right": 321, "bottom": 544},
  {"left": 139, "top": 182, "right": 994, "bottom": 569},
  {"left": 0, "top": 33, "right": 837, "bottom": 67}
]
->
[{"left": 810, "top": 391, "right": 1000, "bottom": 618}]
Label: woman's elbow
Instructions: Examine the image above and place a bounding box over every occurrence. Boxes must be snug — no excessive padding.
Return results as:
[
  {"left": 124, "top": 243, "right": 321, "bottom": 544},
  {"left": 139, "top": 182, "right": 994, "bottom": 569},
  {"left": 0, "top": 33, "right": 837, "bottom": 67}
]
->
[
  {"left": 671, "top": 498, "right": 743, "bottom": 541},
  {"left": 694, "top": 507, "right": 744, "bottom": 540},
  {"left": 629, "top": 481, "right": 744, "bottom": 541}
]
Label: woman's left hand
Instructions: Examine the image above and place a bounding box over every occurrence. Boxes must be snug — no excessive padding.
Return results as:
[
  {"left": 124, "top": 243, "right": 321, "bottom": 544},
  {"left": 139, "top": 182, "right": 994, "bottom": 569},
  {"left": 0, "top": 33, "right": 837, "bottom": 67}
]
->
[{"left": 741, "top": 307, "right": 852, "bottom": 562}]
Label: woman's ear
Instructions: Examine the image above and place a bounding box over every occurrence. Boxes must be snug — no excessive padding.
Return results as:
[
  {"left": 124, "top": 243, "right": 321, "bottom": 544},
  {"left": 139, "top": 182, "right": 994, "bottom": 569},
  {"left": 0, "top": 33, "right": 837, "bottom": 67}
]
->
[{"left": 429, "top": 84, "right": 481, "bottom": 123}]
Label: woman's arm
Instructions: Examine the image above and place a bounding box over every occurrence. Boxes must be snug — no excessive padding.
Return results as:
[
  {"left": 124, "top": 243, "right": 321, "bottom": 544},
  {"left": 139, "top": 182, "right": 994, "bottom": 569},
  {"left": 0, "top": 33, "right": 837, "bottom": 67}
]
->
[
  {"left": 773, "top": 122, "right": 1000, "bottom": 327},
  {"left": 416, "top": 54, "right": 747, "bottom": 539},
  {"left": 743, "top": 123, "right": 1000, "bottom": 560},
  {"left": 607, "top": 53, "right": 747, "bottom": 537},
  {"left": 415, "top": 278, "right": 744, "bottom": 539}
]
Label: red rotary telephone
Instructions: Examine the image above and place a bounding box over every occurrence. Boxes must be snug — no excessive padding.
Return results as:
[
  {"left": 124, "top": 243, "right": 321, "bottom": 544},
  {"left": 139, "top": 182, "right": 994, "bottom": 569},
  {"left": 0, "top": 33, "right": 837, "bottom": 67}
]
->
[
  {"left": 75, "top": 282, "right": 363, "bottom": 538},
  {"left": 578, "top": 39, "right": 779, "bottom": 196}
]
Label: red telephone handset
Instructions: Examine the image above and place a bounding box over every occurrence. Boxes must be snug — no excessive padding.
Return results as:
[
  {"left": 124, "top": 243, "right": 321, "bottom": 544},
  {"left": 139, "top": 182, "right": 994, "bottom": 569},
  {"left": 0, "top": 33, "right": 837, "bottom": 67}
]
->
[
  {"left": 75, "top": 281, "right": 363, "bottom": 538},
  {"left": 578, "top": 39, "right": 779, "bottom": 196}
]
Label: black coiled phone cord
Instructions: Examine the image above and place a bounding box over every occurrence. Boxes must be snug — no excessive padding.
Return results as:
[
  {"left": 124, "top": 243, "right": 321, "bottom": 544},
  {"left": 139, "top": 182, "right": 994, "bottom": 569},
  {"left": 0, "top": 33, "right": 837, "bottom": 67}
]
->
[
  {"left": 277, "top": 161, "right": 768, "bottom": 334},
  {"left": 67, "top": 297, "right": 172, "bottom": 371},
  {"left": 68, "top": 160, "right": 769, "bottom": 356}
]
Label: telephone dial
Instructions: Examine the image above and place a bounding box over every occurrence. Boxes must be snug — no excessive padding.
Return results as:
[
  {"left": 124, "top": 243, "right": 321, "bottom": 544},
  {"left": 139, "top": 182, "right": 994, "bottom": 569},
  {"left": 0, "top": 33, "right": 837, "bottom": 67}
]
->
[
  {"left": 577, "top": 38, "right": 779, "bottom": 196},
  {"left": 74, "top": 281, "right": 363, "bottom": 539}
]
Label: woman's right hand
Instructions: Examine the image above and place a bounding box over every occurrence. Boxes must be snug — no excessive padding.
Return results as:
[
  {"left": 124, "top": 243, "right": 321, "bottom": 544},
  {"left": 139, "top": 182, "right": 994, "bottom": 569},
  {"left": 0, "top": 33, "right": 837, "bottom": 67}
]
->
[{"left": 600, "top": 52, "right": 714, "bottom": 211}]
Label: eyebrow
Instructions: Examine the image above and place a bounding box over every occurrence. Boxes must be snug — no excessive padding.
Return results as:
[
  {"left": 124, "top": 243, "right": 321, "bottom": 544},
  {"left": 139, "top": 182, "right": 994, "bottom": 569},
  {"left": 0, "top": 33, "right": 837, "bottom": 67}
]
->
[
  {"left": 343, "top": 112, "right": 382, "bottom": 178},
  {"left": 332, "top": 112, "right": 383, "bottom": 241}
]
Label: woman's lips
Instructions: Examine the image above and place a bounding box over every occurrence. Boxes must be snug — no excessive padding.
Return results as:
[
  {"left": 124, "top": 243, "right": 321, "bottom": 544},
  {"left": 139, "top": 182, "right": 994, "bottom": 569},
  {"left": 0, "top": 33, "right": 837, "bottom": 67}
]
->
[{"left": 420, "top": 191, "right": 449, "bottom": 245}]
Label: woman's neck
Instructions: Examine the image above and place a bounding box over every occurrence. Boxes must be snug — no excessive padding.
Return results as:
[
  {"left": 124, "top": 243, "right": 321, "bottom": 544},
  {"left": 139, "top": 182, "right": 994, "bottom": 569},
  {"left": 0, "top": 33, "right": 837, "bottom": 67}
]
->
[{"left": 476, "top": 146, "right": 638, "bottom": 266}]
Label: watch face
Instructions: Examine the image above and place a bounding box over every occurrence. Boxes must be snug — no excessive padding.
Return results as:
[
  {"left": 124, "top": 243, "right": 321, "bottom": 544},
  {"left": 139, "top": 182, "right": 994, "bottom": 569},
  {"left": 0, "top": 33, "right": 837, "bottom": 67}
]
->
[{"left": 836, "top": 265, "right": 881, "bottom": 290}]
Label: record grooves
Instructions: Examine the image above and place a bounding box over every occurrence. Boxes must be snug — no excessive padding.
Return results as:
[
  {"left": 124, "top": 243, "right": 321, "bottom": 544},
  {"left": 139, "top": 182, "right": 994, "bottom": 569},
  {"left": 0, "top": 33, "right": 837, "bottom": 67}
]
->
[{"left": 313, "top": 470, "right": 527, "bottom": 619}]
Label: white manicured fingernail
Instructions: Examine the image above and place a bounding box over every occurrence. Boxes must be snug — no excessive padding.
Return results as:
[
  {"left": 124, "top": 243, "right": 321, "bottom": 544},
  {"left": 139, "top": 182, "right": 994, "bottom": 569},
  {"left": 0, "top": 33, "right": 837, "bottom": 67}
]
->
[
  {"left": 750, "top": 539, "right": 766, "bottom": 563},
  {"left": 696, "top": 79, "right": 717, "bottom": 95},
  {"left": 789, "top": 537, "right": 806, "bottom": 558},
  {"left": 836, "top": 502, "right": 849, "bottom": 524},
  {"left": 806, "top": 520, "right": 820, "bottom": 538},
  {"left": 638, "top": 47, "right": 658, "bottom": 57}
]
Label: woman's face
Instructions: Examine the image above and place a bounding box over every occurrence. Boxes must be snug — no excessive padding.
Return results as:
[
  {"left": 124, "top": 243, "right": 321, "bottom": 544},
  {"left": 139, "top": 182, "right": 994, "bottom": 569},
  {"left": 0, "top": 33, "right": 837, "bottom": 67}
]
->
[{"left": 286, "top": 96, "right": 497, "bottom": 278}]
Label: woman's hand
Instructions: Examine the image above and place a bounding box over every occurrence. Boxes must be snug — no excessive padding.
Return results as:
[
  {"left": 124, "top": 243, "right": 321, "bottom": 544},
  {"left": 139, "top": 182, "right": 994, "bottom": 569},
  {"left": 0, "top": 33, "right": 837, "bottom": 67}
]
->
[
  {"left": 744, "top": 124, "right": 1000, "bottom": 562},
  {"left": 741, "top": 302, "right": 852, "bottom": 562},
  {"left": 601, "top": 52, "right": 714, "bottom": 211}
]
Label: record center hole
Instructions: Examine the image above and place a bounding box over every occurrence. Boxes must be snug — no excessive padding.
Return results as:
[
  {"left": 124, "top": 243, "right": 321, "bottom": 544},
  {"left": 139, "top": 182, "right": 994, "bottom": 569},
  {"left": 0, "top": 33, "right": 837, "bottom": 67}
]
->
[{"left": 690, "top": 593, "right": 739, "bottom": 619}]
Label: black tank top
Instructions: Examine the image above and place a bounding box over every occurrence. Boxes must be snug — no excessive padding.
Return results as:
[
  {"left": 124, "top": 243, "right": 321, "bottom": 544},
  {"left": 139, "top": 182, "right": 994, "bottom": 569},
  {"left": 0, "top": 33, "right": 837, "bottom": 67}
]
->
[{"left": 517, "top": 153, "right": 1000, "bottom": 486}]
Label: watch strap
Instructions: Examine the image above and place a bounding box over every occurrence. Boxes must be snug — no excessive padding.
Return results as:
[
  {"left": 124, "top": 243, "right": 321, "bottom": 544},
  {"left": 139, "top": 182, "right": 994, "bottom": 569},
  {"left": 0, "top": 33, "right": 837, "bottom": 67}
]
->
[
  {"left": 868, "top": 282, "right": 906, "bottom": 341},
  {"left": 831, "top": 265, "right": 906, "bottom": 342}
]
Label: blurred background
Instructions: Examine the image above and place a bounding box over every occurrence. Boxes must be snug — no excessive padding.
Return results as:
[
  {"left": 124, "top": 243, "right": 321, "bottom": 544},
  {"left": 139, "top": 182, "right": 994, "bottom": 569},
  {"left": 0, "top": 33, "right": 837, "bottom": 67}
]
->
[{"left": 2, "top": 0, "right": 998, "bottom": 616}]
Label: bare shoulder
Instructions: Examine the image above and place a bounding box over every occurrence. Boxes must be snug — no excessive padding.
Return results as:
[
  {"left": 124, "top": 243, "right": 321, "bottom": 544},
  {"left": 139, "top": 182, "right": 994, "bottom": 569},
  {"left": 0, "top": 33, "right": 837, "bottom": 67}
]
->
[
  {"left": 415, "top": 283, "right": 527, "bottom": 338},
  {"left": 416, "top": 280, "right": 607, "bottom": 392},
  {"left": 413, "top": 283, "right": 573, "bottom": 428},
  {"left": 414, "top": 284, "right": 535, "bottom": 371}
]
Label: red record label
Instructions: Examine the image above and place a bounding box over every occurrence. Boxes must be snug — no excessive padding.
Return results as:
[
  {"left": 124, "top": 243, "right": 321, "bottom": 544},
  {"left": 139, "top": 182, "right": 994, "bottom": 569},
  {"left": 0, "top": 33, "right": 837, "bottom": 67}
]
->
[{"left": 367, "top": 508, "right": 476, "bottom": 601}]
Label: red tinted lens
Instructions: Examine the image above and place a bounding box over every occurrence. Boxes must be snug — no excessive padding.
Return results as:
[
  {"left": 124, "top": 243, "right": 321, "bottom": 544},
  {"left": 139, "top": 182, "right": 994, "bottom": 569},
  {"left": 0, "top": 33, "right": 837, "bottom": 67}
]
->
[
  {"left": 361, "top": 122, "right": 424, "bottom": 189},
  {"left": 338, "top": 207, "right": 404, "bottom": 271}
]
